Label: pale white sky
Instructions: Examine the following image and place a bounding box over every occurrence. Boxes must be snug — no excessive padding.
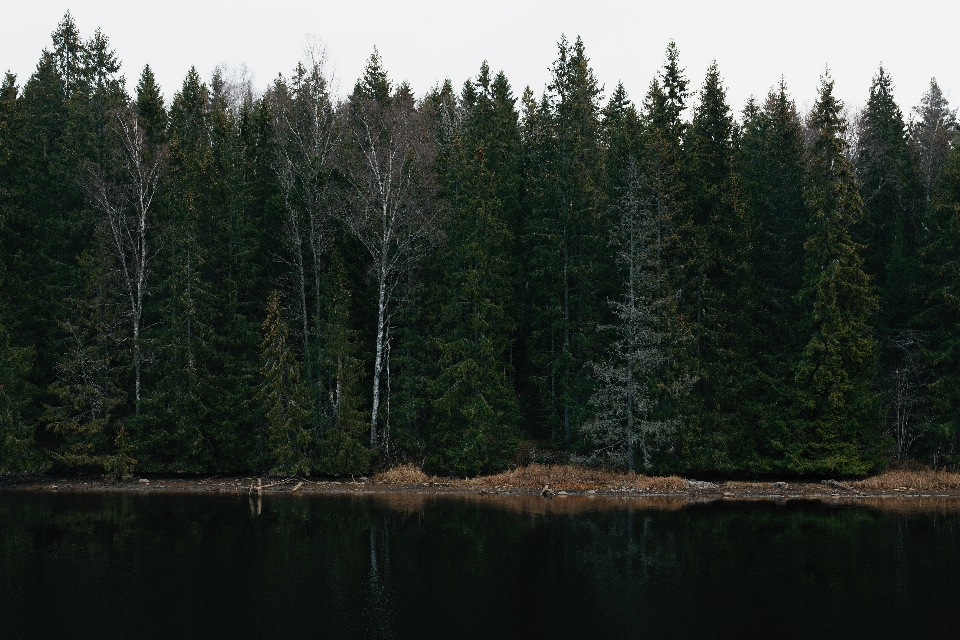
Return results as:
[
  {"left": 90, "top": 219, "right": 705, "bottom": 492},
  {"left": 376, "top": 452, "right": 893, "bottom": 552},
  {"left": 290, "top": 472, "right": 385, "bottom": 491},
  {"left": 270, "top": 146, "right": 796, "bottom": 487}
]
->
[{"left": 1, "top": 1, "right": 958, "bottom": 119}]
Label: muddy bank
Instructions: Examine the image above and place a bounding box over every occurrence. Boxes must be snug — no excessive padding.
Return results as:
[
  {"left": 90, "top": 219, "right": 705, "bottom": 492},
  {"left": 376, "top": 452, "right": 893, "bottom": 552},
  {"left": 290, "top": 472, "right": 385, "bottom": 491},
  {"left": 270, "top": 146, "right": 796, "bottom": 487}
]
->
[{"left": 5, "top": 465, "right": 960, "bottom": 512}]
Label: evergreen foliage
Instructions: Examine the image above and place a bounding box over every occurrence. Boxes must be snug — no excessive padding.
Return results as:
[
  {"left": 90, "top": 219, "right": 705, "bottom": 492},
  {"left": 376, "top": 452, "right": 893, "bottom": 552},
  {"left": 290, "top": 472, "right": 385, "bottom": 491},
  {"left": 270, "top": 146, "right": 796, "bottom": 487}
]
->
[
  {"left": 790, "top": 73, "right": 881, "bottom": 475},
  {"left": 425, "top": 63, "right": 522, "bottom": 476},
  {"left": 6, "top": 15, "right": 960, "bottom": 477},
  {"left": 259, "top": 291, "right": 312, "bottom": 475}
]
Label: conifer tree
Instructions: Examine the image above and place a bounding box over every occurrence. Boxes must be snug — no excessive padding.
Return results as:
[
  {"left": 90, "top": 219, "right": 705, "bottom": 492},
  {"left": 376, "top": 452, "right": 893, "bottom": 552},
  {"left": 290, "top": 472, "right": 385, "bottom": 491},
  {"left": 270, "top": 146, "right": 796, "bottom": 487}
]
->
[
  {"left": 854, "top": 67, "right": 920, "bottom": 325},
  {"left": 259, "top": 291, "right": 312, "bottom": 475},
  {"left": 791, "top": 72, "right": 880, "bottom": 474},
  {"left": 583, "top": 162, "right": 677, "bottom": 471},
  {"left": 138, "top": 68, "right": 216, "bottom": 471},
  {"left": 0, "top": 324, "right": 40, "bottom": 473},
  {"left": 636, "top": 43, "right": 697, "bottom": 470},
  {"left": 314, "top": 251, "right": 372, "bottom": 475},
  {"left": 46, "top": 254, "right": 134, "bottom": 479},
  {"left": 269, "top": 50, "right": 338, "bottom": 391},
  {"left": 853, "top": 67, "right": 926, "bottom": 455},
  {"left": 736, "top": 82, "right": 809, "bottom": 469},
  {"left": 683, "top": 61, "right": 751, "bottom": 469},
  {"left": 135, "top": 65, "right": 167, "bottom": 147},
  {"left": 523, "top": 36, "right": 605, "bottom": 444},
  {"left": 426, "top": 63, "right": 521, "bottom": 475}
]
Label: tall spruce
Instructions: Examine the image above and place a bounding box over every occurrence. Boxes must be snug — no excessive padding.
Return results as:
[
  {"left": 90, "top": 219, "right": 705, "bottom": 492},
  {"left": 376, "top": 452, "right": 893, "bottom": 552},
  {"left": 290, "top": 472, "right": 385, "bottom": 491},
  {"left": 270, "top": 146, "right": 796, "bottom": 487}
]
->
[
  {"left": 854, "top": 67, "right": 926, "bottom": 458},
  {"left": 341, "top": 51, "right": 438, "bottom": 450},
  {"left": 791, "top": 72, "right": 880, "bottom": 474},
  {"left": 523, "top": 36, "right": 605, "bottom": 444},
  {"left": 583, "top": 161, "right": 677, "bottom": 471},
  {"left": 683, "top": 61, "right": 751, "bottom": 470},
  {"left": 636, "top": 42, "right": 697, "bottom": 470},
  {"left": 910, "top": 79, "right": 957, "bottom": 209},
  {"left": 736, "top": 83, "right": 809, "bottom": 469},
  {"left": 426, "top": 63, "right": 521, "bottom": 475}
]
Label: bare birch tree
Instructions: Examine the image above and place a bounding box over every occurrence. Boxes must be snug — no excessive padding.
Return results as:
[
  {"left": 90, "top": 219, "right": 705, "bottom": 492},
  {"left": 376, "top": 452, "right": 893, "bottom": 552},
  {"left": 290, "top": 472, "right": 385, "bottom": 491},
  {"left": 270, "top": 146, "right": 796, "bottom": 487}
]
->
[
  {"left": 270, "top": 43, "right": 338, "bottom": 387},
  {"left": 340, "top": 76, "right": 437, "bottom": 449},
  {"left": 87, "top": 103, "right": 166, "bottom": 414}
]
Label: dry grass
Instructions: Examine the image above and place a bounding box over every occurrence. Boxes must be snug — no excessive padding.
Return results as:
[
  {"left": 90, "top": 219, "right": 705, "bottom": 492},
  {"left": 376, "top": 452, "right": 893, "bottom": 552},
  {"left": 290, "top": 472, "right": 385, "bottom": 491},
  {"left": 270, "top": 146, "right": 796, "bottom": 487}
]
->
[
  {"left": 372, "top": 464, "right": 434, "bottom": 485},
  {"left": 372, "top": 462, "right": 686, "bottom": 492},
  {"left": 467, "top": 463, "right": 686, "bottom": 492},
  {"left": 853, "top": 469, "right": 960, "bottom": 491}
]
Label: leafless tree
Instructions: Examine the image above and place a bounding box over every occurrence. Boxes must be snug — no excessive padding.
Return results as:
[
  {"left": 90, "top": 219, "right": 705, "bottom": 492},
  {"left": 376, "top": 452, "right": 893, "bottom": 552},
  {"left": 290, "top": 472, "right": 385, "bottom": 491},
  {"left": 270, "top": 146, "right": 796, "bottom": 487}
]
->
[
  {"left": 909, "top": 79, "right": 957, "bottom": 207},
  {"left": 886, "top": 331, "right": 931, "bottom": 461},
  {"left": 269, "top": 43, "right": 338, "bottom": 385},
  {"left": 340, "top": 85, "right": 438, "bottom": 449},
  {"left": 87, "top": 103, "right": 166, "bottom": 413}
]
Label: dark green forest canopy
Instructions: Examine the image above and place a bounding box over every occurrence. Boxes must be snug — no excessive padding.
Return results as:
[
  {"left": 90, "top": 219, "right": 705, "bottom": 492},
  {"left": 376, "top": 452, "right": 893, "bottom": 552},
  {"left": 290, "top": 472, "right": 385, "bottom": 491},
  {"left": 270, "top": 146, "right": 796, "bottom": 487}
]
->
[{"left": 2, "top": 13, "right": 959, "bottom": 478}]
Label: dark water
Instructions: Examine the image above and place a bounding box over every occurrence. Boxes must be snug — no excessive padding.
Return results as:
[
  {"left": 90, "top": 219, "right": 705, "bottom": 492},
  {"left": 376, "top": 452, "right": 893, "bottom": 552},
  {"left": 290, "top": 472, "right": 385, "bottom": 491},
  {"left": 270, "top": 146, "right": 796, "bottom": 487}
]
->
[{"left": 2, "top": 491, "right": 960, "bottom": 639}]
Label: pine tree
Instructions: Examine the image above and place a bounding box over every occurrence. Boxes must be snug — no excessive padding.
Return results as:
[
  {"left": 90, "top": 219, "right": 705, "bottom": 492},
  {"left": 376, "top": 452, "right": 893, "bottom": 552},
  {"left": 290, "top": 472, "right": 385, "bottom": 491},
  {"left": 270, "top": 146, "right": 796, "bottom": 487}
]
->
[
  {"left": 259, "top": 291, "right": 312, "bottom": 475},
  {"left": 790, "top": 72, "right": 881, "bottom": 475}
]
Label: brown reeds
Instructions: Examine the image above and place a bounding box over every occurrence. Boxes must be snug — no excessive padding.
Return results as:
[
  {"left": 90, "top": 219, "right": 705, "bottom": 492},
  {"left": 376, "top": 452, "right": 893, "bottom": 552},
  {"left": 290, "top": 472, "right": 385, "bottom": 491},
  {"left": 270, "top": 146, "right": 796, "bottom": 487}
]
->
[
  {"left": 371, "top": 463, "right": 434, "bottom": 485},
  {"left": 466, "top": 463, "right": 686, "bottom": 491},
  {"left": 372, "top": 462, "right": 687, "bottom": 492},
  {"left": 852, "top": 468, "right": 960, "bottom": 492}
]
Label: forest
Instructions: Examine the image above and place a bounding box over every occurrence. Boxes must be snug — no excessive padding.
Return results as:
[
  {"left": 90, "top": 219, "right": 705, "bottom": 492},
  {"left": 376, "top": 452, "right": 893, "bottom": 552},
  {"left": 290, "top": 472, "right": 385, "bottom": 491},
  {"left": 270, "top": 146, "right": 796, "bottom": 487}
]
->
[{"left": 1, "top": 12, "right": 959, "bottom": 479}]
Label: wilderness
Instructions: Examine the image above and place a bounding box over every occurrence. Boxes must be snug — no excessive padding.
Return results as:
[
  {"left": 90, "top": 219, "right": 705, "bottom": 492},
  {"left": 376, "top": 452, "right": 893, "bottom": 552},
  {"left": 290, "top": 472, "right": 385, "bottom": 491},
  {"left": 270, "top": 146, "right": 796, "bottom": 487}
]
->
[{"left": 3, "top": 12, "right": 960, "bottom": 484}]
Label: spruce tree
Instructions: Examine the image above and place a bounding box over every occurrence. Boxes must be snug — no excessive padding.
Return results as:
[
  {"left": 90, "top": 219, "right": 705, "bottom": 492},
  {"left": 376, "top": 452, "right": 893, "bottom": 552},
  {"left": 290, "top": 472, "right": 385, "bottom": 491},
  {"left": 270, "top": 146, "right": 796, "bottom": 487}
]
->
[
  {"left": 735, "top": 82, "right": 809, "bottom": 470},
  {"left": 426, "top": 64, "right": 521, "bottom": 475},
  {"left": 917, "top": 143, "right": 960, "bottom": 466},
  {"left": 854, "top": 67, "right": 920, "bottom": 328},
  {"left": 315, "top": 251, "right": 371, "bottom": 475},
  {"left": 909, "top": 79, "right": 957, "bottom": 209},
  {"left": 791, "top": 72, "right": 880, "bottom": 475},
  {"left": 683, "top": 61, "right": 751, "bottom": 470},
  {"left": 138, "top": 67, "right": 216, "bottom": 471},
  {"left": 583, "top": 162, "right": 677, "bottom": 471},
  {"left": 0, "top": 324, "right": 40, "bottom": 473},
  {"left": 636, "top": 44, "right": 697, "bottom": 471},
  {"left": 259, "top": 291, "right": 312, "bottom": 475},
  {"left": 523, "top": 36, "right": 605, "bottom": 445}
]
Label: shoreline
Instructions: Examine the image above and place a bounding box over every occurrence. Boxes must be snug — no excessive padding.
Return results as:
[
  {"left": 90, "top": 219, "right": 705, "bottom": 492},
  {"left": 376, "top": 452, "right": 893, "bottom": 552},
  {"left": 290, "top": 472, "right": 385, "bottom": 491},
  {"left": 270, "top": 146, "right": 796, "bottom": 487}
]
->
[{"left": 5, "top": 472, "right": 960, "bottom": 503}]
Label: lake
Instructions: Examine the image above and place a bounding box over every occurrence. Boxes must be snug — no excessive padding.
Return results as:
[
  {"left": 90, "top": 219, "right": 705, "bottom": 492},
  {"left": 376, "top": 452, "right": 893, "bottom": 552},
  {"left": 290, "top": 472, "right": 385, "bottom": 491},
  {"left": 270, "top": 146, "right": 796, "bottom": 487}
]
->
[{"left": 2, "top": 491, "right": 959, "bottom": 639}]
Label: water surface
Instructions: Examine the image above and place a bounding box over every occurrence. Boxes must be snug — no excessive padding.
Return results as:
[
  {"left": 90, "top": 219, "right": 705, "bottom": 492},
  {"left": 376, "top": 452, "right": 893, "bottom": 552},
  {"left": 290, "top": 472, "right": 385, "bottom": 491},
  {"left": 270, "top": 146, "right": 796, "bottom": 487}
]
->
[{"left": 2, "top": 491, "right": 959, "bottom": 639}]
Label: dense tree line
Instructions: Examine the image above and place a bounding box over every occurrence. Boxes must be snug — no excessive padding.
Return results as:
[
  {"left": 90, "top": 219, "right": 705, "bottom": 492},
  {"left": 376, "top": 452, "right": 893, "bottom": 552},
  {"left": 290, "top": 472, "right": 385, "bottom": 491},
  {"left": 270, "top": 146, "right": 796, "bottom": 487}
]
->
[{"left": 2, "top": 13, "right": 959, "bottom": 478}]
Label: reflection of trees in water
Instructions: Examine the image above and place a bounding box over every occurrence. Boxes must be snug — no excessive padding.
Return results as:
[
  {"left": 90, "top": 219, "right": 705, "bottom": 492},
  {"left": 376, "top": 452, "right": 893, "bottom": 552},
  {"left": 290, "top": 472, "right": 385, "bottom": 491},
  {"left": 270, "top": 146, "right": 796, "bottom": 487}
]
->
[
  {"left": 364, "top": 522, "right": 395, "bottom": 640},
  {"left": 570, "top": 509, "right": 680, "bottom": 636}
]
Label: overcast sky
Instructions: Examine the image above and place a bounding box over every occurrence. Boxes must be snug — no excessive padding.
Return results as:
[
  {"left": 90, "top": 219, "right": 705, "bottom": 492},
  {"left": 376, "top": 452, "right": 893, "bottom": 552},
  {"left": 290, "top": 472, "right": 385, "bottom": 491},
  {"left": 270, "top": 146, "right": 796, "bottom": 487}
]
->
[{"left": 1, "top": 1, "right": 957, "bottom": 119}]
